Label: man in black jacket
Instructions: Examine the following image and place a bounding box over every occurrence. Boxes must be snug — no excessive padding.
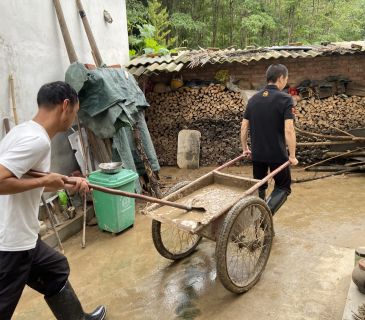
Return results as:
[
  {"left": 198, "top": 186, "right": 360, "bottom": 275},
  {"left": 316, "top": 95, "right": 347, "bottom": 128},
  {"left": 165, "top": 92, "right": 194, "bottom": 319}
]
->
[{"left": 241, "top": 64, "right": 298, "bottom": 215}]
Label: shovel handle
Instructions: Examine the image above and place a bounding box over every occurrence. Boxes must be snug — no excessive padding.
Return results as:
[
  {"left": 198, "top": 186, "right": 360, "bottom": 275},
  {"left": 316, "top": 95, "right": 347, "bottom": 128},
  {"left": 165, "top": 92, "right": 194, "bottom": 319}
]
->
[{"left": 27, "top": 170, "right": 195, "bottom": 212}]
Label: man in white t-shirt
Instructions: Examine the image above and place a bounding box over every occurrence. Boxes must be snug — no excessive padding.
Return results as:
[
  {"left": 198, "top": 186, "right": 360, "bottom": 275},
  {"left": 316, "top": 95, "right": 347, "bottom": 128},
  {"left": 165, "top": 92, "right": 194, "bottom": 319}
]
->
[{"left": 0, "top": 82, "right": 106, "bottom": 320}]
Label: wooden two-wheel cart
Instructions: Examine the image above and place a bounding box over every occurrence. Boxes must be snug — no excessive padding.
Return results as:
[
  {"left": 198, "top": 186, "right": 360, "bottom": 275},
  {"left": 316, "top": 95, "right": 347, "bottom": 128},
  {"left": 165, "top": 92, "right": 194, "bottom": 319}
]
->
[
  {"left": 29, "top": 155, "right": 289, "bottom": 293},
  {"left": 145, "top": 155, "right": 290, "bottom": 294}
]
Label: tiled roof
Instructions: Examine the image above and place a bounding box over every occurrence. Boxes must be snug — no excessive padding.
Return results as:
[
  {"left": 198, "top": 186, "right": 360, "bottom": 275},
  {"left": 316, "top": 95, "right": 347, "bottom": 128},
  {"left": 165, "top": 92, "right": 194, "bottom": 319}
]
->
[{"left": 126, "top": 41, "right": 365, "bottom": 76}]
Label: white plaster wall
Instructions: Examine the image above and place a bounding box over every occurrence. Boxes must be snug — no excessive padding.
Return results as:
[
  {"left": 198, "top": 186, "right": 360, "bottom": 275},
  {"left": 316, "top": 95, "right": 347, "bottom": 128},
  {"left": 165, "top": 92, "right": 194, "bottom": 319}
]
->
[{"left": 0, "top": 0, "right": 129, "bottom": 173}]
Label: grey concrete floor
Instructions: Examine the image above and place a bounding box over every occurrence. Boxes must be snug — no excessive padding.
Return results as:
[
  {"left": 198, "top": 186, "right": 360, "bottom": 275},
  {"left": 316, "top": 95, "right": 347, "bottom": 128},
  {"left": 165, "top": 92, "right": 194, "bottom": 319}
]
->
[{"left": 14, "top": 168, "right": 365, "bottom": 320}]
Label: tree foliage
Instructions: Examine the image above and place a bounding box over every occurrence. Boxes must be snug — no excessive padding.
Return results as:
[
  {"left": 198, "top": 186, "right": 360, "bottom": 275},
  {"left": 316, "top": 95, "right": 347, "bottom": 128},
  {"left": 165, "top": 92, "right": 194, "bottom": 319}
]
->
[
  {"left": 147, "top": 0, "right": 176, "bottom": 47},
  {"left": 126, "top": 0, "right": 365, "bottom": 54},
  {"left": 127, "top": 0, "right": 174, "bottom": 57}
]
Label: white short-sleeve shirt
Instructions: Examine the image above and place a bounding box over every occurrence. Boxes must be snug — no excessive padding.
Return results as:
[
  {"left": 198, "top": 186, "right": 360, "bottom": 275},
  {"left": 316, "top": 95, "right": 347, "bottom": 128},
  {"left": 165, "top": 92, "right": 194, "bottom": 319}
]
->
[{"left": 0, "top": 120, "right": 51, "bottom": 251}]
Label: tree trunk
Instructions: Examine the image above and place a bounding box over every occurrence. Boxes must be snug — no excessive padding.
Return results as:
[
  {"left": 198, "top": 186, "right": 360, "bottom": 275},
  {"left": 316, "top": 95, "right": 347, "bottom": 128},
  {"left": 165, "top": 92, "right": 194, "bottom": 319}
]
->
[
  {"left": 211, "top": 0, "right": 220, "bottom": 47},
  {"left": 229, "top": 0, "right": 233, "bottom": 45}
]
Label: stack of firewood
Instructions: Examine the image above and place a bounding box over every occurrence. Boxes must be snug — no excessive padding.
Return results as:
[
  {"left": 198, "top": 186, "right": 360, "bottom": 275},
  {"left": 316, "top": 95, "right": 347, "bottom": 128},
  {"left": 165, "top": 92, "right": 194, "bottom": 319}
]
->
[
  {"left": 146, "top": 84, "right": 246, "bottom": 165},
  {"left": 146, "top": 84, "right": 365, "bottom": 165},
  {"left": 295, "top": 95, "right": 365, "bottom": 163},
  {"left": 296, "top": 96, "right": 365, "bottom": 131}
]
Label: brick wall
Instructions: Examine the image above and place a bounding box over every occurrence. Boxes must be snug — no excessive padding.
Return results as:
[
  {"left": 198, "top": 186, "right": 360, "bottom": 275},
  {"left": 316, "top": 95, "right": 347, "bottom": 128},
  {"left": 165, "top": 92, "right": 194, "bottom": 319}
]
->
[{"left": 150, "top": 53, "right": 365, "bottom": 88}]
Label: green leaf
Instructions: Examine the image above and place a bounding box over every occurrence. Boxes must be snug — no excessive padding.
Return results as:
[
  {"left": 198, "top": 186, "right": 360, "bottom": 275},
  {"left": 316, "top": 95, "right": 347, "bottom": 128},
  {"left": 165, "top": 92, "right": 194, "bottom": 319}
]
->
[{"left": 144, "top": 38, "right": 159, "bottom": 49}]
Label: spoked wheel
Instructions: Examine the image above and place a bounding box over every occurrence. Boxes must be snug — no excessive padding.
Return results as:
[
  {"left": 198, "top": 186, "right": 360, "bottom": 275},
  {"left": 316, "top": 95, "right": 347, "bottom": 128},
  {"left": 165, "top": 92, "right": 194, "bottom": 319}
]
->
[
  {"left": 151, "top": 181, "right": 202, "bottom": 260},
  {"left": 216, "top": 196, "right": 273, "bottom": 293},
  {"left": 152, "top": 220, "right": 202, "bottom": 260}
]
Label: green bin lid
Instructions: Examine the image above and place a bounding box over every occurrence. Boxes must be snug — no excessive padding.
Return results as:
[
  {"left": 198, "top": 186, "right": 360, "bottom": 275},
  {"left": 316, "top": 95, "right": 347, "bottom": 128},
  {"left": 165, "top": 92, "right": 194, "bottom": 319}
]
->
[{"left": 88, "top": 169, "right": 138, "bottom": 188}]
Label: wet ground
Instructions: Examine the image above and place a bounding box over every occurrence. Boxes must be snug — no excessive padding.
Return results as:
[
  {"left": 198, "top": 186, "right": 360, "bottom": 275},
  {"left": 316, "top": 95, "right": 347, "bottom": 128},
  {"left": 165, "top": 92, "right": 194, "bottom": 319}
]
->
[{"left": 14, "top": 166, "right": 365, "bottom": 320}]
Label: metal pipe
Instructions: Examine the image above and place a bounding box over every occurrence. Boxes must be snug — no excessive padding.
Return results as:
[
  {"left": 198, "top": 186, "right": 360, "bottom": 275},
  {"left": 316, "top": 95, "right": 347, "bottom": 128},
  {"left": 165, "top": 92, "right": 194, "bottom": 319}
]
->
[{"left": 41, "top": 195, "right": 64, "bottom": 254}]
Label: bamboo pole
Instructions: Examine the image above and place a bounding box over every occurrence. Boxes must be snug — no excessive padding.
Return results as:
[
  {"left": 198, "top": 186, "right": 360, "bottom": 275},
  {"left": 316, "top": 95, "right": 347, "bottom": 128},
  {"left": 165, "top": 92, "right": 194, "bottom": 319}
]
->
[
  {"left": 329, "top": 126, "right": 356, "bottom": 138},
  {"left": 75, "top": 0, "right": 104, "bottom": 67},
  {"left": 302, "top": 147, "right": 365, "bottom": 171},
  {"left": 297, "top": 140, "right": 358, "bottom": 146},
  {"left": 9, "top": 74, "right": 19, "bottom": 125},
  {"left": 295, "top": 127, "right": 364, "bottom": 141},
  {"left": 293, "top": 165, "right": 365, "bottom": 183},
  {"left": 53, "top": 0, "right": 78, "bottom": 63}
]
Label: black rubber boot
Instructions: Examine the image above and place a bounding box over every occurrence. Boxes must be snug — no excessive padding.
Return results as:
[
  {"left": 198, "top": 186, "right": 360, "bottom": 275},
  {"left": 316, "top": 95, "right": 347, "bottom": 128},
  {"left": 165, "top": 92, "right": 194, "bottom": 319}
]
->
[
  {"left": 45, "top": 281, "right": 106, "bottom": 320},
  {"left": 266, "top": 188, "right": 288, "bottom": 216},
  {"left": 258, "top": 189, "right": 266, "bottom": 200}
]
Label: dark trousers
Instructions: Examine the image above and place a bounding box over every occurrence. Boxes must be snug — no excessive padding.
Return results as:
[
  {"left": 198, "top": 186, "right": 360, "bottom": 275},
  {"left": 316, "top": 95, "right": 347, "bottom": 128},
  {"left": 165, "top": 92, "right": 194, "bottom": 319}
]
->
[
  {"left": 253, "top": 161, "right": 292, "bottom": 194},
  {"left": 0, "top": 237, "right": 70, "bottom": 320}
]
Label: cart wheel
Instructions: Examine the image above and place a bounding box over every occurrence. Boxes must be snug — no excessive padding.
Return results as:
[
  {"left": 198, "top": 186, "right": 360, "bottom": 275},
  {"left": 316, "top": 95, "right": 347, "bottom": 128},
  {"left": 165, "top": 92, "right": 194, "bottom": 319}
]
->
[
  {"left": 216, "top": 196, "right": 273, "bottom": 293},
  {"left": 151, "top": 181, "right": 202, "bottom": 260}
]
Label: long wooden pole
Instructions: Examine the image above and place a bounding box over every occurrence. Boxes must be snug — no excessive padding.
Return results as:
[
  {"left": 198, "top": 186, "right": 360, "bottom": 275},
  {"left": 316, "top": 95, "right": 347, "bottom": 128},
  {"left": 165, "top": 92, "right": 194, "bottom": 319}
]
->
[
  {"left": 75, "top": 0, "right": 104, "bottom": 67},
  {"left": 53, "top": 0, "right": 78, "bottom": 63},
  {"left": 295, "top": 127, "right": 365, "bottom": 142},
  {"left": 293, "top": 165, "right": 365, "bottom": 183},
  {"left": 302, "top": 147, "right": 365, "bottom": 171},
  {"left": 297, "top": 141, "right": 358, "bottom": 146},
  {"left": 27, "top": 170, "right": 205, "bottom": 212},
  {"left": 9, "top": 74, "right": 19, "bottom": 125}
]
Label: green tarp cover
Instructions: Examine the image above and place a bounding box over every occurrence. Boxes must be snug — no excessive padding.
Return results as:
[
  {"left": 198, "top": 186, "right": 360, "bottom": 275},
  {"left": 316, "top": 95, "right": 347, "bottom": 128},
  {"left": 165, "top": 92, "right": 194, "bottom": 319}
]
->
[
  {"left": 66, "top": 62, "right": 149, "bottom": 137},
  {"left": 65, "top": 63, "right": 160, "bottom": 193}
]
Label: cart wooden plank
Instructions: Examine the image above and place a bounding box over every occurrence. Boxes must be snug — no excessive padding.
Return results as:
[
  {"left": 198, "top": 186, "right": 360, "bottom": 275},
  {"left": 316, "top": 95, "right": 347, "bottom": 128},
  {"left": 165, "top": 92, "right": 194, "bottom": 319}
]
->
[{"left": 145, "top": 171, "right": 258, "bottom": 233}]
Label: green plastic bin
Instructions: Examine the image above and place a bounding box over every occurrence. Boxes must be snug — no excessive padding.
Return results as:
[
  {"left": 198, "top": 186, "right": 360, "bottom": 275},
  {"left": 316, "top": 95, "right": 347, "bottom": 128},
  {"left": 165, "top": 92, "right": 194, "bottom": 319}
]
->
[{"left": 88, "top": 169, "right": 139, "bottom": 233}]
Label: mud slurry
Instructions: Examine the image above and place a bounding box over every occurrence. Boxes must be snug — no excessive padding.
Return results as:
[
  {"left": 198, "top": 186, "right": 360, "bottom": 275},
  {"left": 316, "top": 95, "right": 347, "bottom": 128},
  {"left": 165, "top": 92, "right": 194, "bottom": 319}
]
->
[{"left": 14, "top": 167, "right": 364, "bottom": 320}]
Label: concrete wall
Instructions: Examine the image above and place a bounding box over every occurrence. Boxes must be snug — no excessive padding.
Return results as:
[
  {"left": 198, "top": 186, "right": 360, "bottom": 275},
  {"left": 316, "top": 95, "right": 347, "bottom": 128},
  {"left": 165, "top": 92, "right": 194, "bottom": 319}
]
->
[
  {"left": 0, "top": 0, "right": 129, "bottom": 174},
  {"left": 150, "top": 53, "right": 365, "bottom": 89}
]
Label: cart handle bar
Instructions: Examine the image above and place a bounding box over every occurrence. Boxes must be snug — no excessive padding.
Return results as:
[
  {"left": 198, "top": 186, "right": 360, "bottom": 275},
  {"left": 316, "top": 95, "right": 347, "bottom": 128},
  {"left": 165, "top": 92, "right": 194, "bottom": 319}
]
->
[
  {"left": 214, "top": 155, "right": 290, "bottom": 195},
  {"left": 27, "top": 170, "right": 206, "bottom": 212},
  {"left": 240, "top": 161, "right": 291, "bottom": 197},
  {"left": 214, "top": 154, "right": 246, "bottom": 171}
]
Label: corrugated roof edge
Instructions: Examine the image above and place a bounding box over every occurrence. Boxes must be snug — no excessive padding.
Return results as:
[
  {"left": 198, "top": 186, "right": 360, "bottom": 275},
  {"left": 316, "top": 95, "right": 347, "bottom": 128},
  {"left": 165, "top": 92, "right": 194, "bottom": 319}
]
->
[{"left": 126, "top": 41, "right": 365, "bottom": 76}]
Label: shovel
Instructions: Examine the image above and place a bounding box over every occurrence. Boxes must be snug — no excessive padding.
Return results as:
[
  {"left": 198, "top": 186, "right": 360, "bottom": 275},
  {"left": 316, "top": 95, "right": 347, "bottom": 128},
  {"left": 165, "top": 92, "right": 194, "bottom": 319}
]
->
[{"left": 27, "top": 170, "right": 206, "bottom": 212}]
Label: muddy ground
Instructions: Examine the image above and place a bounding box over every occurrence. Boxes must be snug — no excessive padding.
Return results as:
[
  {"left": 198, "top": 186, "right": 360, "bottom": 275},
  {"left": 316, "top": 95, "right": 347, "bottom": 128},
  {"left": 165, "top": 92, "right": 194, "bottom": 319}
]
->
[{"left": 14, "top": 166, "right": 365, "bottom": 320}]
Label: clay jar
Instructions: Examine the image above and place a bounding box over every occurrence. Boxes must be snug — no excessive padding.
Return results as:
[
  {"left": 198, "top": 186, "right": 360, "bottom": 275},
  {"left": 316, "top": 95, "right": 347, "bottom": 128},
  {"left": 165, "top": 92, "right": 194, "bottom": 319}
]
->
[{"left": 352, "top": 259, "right": 365, "bottom": 294}]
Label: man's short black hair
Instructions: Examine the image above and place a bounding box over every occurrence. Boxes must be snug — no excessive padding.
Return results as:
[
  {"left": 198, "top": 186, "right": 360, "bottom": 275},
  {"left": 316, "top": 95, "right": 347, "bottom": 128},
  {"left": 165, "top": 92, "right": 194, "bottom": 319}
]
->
[
  {"left": 37, "top": 81, "right": 78, "bottom": 108},
  {"left": 266, "top": 64, "right": 288, "bottom": 83}
]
